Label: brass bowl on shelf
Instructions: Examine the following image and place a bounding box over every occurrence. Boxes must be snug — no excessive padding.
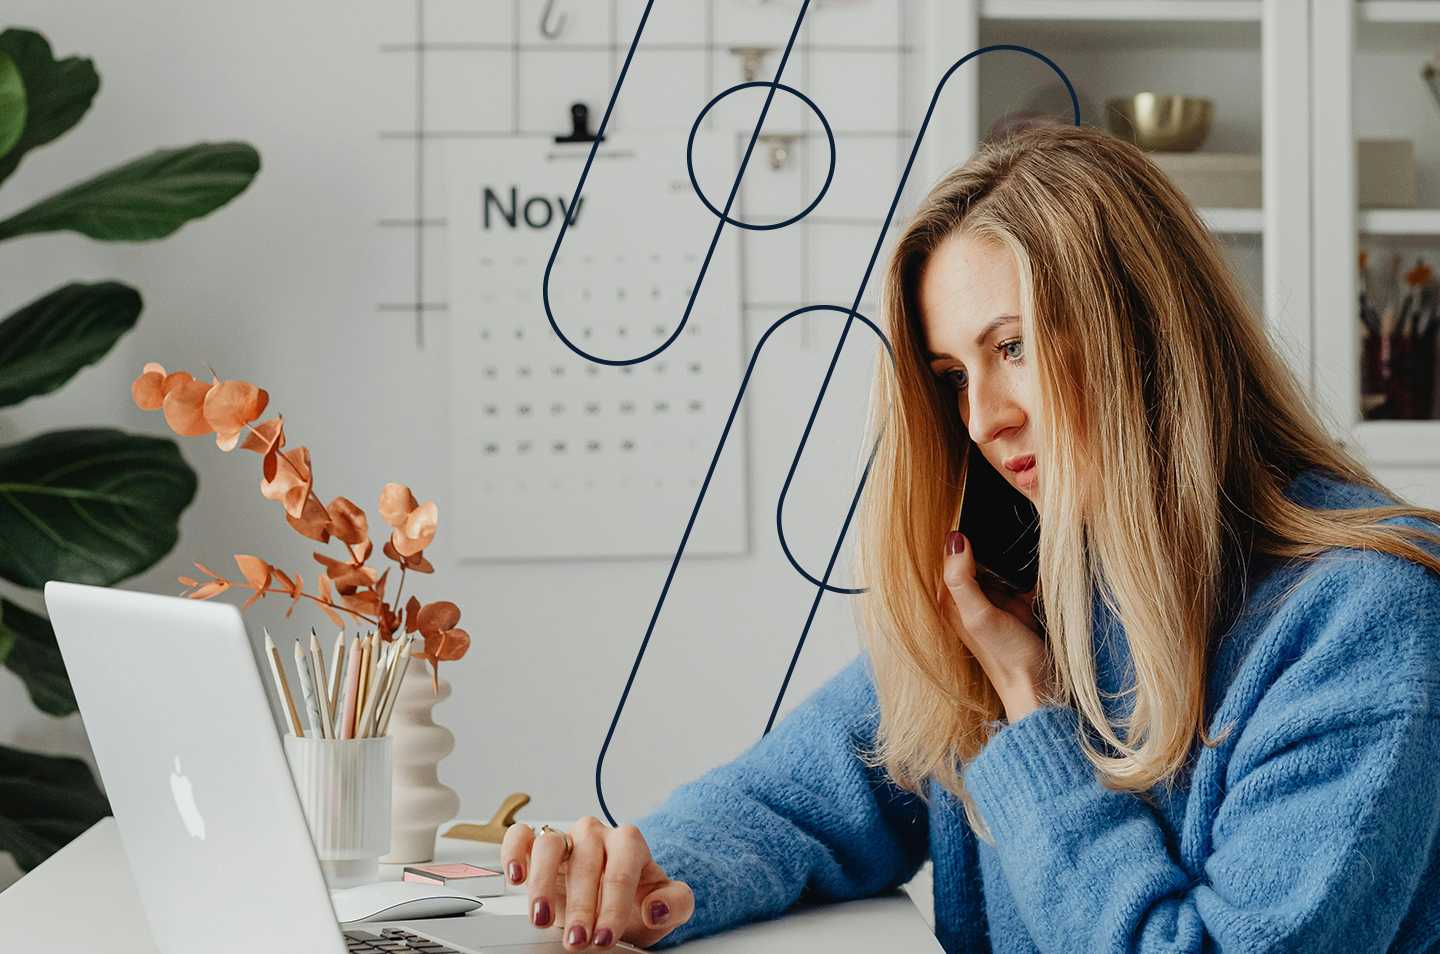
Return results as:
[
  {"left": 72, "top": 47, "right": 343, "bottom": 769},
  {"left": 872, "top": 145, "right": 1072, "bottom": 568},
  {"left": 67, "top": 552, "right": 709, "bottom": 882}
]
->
[{"left": 1104, "top": 93, "right": 1213, "bottom": 152}]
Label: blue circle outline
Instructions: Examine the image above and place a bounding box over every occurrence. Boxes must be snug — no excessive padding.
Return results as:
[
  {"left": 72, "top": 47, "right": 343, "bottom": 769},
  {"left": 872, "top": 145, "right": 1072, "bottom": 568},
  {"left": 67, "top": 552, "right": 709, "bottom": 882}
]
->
[{"left": 685, "top": 81, "right": 837, "bottom": 231}]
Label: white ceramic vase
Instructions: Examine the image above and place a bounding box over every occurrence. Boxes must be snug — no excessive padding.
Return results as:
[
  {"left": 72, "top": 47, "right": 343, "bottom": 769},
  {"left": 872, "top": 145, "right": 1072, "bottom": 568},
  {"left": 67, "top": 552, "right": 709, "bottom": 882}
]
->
[{"left": 380, "top": 667, "right": 461, "bottom": 864}]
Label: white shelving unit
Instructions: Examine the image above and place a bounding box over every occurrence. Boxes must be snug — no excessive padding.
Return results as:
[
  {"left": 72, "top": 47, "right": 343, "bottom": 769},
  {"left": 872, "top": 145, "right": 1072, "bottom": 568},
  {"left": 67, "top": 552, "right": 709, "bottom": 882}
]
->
[
  {"left": 1315, "top": 1, "right": 1440, "bottom": 466},
  {"left": 919, "top": 1, "right": 1440, "bottom": 473}
]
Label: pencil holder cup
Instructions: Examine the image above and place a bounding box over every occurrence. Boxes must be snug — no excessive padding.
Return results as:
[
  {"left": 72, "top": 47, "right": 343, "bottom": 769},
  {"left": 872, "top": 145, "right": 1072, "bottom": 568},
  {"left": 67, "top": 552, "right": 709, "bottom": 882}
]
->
[{"left": 283, "top": 735, "right": 392, "bottom": 888}]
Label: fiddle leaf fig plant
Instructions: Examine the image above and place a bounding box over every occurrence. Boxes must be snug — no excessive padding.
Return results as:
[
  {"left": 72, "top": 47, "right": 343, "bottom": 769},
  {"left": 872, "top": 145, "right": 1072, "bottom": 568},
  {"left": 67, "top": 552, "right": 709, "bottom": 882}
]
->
[{"left": 0, "top": 25, "right": 260, "bottom": 873}]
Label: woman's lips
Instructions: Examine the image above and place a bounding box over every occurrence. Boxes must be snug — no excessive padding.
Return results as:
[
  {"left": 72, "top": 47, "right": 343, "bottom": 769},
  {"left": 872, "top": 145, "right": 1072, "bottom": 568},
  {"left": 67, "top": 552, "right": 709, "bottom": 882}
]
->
[{"left": 1003, "top": 455, "right": 1037, "bottom": 490}]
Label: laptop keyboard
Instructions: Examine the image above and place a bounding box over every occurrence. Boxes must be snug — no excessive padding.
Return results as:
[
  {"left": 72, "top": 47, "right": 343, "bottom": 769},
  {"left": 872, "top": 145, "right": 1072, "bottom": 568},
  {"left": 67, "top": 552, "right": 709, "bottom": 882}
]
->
[{"left": 344, "top": 926, "right": 461, "bottom": 952}]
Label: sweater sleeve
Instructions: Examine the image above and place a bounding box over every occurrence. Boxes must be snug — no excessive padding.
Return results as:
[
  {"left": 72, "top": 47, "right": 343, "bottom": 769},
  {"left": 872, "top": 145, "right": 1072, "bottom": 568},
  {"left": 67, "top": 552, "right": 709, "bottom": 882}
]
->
[
  {"left": 630, "top": 652, "right": 931, "bottom": 949},
  {"left": 961, "top": 551, "right": 1440, "bottom": 954}
]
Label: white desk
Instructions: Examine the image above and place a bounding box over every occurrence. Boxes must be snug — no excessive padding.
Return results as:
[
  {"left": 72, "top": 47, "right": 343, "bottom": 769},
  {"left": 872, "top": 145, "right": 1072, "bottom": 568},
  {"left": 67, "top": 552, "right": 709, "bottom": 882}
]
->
[{"left": 0, "top": 818, "right": 943, "bottom": 952}]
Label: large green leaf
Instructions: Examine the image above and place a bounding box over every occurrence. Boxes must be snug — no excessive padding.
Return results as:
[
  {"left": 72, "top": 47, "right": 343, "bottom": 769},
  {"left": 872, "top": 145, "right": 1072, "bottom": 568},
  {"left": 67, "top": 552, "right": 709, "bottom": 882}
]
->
[
  {"left": 0, "top": 29, "right": 98, "bottom": 186},
  {"left": 0, "top": 141, "right": 260, "bottom": 243},
  {"left": 0, "top": 428, "right": 197, "bottom": 588},
  {"left": 0, "top": 599, "right": 74, "bottom": 716},
  {"left": 0, "top": 282, "right": 142, "bottom": 408},
  {"left": 0, "top": 51, "right": 25, "bottom": 160},
  {"left": 0, "top": 743, "right": 109, "bottom": 872}
]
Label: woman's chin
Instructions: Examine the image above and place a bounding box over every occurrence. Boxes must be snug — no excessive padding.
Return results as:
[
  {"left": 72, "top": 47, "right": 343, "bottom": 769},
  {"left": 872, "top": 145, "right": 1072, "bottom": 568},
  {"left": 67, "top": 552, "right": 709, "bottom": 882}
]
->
[{"left": 1013, "top": 467, "right": 1038, "bottom": 496}]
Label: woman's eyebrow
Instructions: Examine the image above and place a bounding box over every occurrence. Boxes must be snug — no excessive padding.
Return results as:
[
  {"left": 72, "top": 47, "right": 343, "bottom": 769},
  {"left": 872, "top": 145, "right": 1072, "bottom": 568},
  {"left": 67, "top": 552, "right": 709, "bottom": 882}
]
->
[{"left": 926, "top": 313, "right": 1020, "bottom": 361}]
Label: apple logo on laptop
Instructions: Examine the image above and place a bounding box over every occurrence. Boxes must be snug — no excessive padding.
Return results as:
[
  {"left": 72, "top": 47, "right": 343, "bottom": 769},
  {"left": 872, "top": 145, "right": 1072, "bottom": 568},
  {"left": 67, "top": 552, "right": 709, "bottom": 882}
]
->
[{"left": 169, "top": 756, "right": 206, "bottom": 840}]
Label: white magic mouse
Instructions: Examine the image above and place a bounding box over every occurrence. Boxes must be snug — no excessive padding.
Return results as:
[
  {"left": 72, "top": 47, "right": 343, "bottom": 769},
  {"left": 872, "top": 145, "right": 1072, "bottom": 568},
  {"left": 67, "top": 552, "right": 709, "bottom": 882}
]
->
[{"left": 331, "top": 881, "right": 485, "bottom": 923}]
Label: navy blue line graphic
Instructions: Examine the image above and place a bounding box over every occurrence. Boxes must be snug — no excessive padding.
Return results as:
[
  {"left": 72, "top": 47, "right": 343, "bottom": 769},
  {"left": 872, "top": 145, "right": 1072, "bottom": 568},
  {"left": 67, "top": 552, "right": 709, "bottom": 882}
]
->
[{"left": 536, "top": 0, "right": 1078, "bottom": 825}]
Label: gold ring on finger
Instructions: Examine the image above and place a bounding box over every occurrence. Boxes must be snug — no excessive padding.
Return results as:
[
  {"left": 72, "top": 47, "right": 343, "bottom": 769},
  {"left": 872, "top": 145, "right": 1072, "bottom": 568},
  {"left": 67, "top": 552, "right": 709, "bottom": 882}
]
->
[{"left": 533, "top": 823, "right": 573, "bottom": 861}]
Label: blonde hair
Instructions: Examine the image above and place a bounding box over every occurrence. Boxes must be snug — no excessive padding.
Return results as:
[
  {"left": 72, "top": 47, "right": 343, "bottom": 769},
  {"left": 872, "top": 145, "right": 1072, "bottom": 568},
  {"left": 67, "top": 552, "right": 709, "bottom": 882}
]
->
[{"left": 851, "top": 123, "right": 1440, "bottom": 842}]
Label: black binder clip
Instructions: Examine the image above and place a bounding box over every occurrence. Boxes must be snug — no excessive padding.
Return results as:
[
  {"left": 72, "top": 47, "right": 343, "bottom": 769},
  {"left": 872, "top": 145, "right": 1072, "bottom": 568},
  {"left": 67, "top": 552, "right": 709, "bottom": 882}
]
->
[{"left": 554, "top": 102, "right": 604, "bottom": 144}]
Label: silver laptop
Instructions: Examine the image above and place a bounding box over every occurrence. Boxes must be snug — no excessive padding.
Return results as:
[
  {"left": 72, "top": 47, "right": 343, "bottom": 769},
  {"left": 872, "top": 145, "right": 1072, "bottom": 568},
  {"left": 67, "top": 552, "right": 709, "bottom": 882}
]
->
[{"left": 45, "top": 580, "right": 623, "bottom": 954}]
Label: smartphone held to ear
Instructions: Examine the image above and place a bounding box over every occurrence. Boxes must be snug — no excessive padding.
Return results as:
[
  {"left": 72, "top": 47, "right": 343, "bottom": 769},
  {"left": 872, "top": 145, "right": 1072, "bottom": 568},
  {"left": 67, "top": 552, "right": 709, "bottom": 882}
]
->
[{"left": 956, "top": 442, "right": 1040, "bottom": 594}]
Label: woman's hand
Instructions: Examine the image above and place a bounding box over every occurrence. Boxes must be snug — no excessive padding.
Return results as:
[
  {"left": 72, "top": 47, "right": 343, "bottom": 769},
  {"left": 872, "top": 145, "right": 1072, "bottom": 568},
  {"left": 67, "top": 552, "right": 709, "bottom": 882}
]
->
[
  {"left": 938, "top": 530, "right": 1053, "bottom": 722},
  {"left": 502, "top": 816, "right": 695, "bottom": 951}
]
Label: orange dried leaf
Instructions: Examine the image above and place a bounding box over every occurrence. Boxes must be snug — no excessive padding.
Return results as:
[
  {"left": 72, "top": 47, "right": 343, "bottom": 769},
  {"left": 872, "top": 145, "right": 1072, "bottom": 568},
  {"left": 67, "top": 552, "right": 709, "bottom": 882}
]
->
[
  {"left": 187, "top": 580, "right": 230, "bottom": 600},
  {"left": 391, "top": 501, "right": 438, "bottom": 557},
  {"left": 262, "top": 447, "right": 313, "bottom": 518},
  {"left": 342, "top": 590, "right": 381, "bottom": 616},
  {"left": 161, "top": 377, "right": 215, "bottom": 437},
  {"left": 177, "top": 575, "right": 199, "bottom": 588},
  {"left": 194, "top": 561, "right": 221, "bottom": 578},
  {"left": 272, "top": 568, "right": 299, "bottom": 598},
  {"left": 131, "top": 364, "right": 167, "bottom": 410},
  {"left": 242, "top": 416, "right": 285, "bottom": 455},
  {"left": 348, "top": 537, "right": 373, "bottom": 565},
  {"left": 435, "top": 628, "right": 470, "bottom": 661},
  {"left": 285, "top": 490, "right": 331, "bottom": 542},
  {"left": 330, "top": 566, "right": 371, "bottom": 593},
  {"left": 404, "top": 595, "right": 422, "bottom": 633},
  {"left": 378, "top": 483, "right": 418, "bottom": 529},
  {"left": 160, "top": 370, "right": 194, "bottom": 397},
  {"left": 204, "top": 380, "right": 270, "bottom": 452},
  {"left": 313, "top": 551, "right": 348, "bottom": 576},
  {"left": 326, "top": 496, "right": 369, "bottom": 547},
  {"left": 416, "top": 600, "right": 460, "bottom": 636},
  {"left": 233, "top": 554, "right": 273, "bottom": 591}
]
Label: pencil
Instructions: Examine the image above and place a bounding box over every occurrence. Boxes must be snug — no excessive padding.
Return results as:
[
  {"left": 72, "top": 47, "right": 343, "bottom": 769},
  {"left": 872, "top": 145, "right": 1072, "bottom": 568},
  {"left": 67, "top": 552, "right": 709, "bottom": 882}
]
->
[
  {"left": 375, "top": 632, "right": 416, "bottom": 737},
  {"left": 367, "top": 633, "right": 386, "bottom": 730},
  {"left": 338, "top": 635, "right": 364, "bottom": 739},
  {"left": 263, "top": 628, "right": 304, "bottom": 737},
  {"left": 294, "top": 639, "right": 323, "bottom": 738},
  {"left": 367, "top": 633, "right": 391, "bottom": 737},
  {"left": 327, "top": 630, "right": 345, "bottom": 725},
  {"left": 308, "top": 629, "right": 333, "bottom": 739}
]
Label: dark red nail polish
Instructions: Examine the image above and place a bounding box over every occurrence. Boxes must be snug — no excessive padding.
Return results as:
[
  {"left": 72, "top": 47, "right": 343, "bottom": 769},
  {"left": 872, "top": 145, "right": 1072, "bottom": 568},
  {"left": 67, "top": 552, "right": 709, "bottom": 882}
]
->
[
  {"left": 945, "top": 531, "right": 964, "bottom": 556},
  {"left": 649, "top": 900, "right": 669, "bottom": 925},
  {"left": 508, "top": 861, "right": 523, "bottom": 884},
  {"left": 594, "top": 927, "right": 614, "bottom": 947},
  {"left": 567, "top": 924, "right": 588, "bottom": 946},
  {"left": 533, "top": 896, "right": 552, "bottom": 927}
]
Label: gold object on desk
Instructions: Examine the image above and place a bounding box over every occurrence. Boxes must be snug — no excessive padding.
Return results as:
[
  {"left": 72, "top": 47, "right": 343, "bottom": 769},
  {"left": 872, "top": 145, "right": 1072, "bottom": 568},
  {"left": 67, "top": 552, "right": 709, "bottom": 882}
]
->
[
  {"left": 443, "top": 792, "right": 532, "bottom": 843},
  {"left": 1105, "top": 93, "right": 1213, "bottom": 152}
]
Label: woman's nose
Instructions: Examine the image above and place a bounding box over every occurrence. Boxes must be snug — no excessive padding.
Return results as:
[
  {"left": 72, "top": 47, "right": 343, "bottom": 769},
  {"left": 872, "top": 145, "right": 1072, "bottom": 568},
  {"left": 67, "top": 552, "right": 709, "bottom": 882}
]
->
[{"left": 965, "top": 376, "right": 1024, "bottom": 445}]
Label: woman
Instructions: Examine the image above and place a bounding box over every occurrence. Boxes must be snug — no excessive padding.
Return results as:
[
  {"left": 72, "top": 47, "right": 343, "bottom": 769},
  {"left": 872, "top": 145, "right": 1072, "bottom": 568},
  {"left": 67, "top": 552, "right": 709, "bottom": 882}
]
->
[{"left": 502, "top": 123, "right": 1440, "bottom": 952}]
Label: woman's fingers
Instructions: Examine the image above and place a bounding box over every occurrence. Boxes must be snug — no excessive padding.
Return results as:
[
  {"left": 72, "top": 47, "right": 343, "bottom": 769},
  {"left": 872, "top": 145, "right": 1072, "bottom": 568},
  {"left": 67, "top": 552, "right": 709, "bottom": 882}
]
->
[
  {"left": 560, "top": 817, "right": 608, "bottom": 950},
  {"left": 500, "top": 820, "right": 534, "bottom": 887},
  {"left": 502, "top": 817, "right": 695, "bottom": 949},
  {"left": 526, "top": 825, "right": 572, "bottom": 930},
  {"left": 624, "top": 871, "right": 696, "bottom": 949}
]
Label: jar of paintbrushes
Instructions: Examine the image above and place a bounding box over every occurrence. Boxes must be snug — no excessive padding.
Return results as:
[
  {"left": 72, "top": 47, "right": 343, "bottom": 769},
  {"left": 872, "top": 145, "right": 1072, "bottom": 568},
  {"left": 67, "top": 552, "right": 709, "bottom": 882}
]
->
[
  {"left": 1359, "top": 249, "right": 1440, "bottom": 420},
  {"left": 264, "top": 627, "right": 418, "bottom": 887}
]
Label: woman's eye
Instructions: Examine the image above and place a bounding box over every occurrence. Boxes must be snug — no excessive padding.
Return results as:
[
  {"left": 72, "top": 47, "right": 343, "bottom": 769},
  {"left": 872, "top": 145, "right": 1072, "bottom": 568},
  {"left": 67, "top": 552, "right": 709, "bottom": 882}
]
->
[
  {"left": 943, "top": 368, "right": 968, "bottom": 390},
  {"left": 998, "top": 337, "right": 1025, "bottom": 361}
]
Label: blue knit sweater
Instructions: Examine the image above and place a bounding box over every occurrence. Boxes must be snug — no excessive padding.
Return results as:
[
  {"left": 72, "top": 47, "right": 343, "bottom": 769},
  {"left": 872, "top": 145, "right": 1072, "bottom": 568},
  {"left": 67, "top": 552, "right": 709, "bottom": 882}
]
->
[{"left": 633, "top": 468, "right": 1440, "bottom": 952}]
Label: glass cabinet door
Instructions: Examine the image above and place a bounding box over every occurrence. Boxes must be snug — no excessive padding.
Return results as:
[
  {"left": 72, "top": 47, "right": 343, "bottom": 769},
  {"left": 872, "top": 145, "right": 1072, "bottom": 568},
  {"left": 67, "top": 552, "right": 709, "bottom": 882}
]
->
[{"left": 1314, "top": 0, "right": 1440, "bottom": 466}]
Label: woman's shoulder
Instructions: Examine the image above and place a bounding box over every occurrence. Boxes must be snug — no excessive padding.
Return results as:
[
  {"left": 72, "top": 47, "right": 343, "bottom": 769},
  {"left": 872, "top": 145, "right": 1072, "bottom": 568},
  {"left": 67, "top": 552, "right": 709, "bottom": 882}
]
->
[
  {"left": 1276, "top": 465, "right": 1440, "bottom": 584},
  {"left": 1231, "top": 469, "right": 1440, "bottom": 719}
]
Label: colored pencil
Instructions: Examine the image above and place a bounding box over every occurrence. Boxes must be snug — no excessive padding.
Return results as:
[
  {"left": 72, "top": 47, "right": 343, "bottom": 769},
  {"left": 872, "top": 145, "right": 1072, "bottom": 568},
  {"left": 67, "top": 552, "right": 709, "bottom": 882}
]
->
[
  {"left": 294, "top": 638, "right": 323, "bottom": 738},
  {"left": 375, "top": 633, "right": 416, "bottom": 737},
  {"left": 308, "top": 629, "right": 333, "bottom": 739},
  {"left": 327, "top": 629, "right": 345, "bottom": 725},
  {"left": 338, "top": 635, "right": 364, "bottom": 739},
  {"left": 263, "top": 628, "right": 304, "bottom": 737}
]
